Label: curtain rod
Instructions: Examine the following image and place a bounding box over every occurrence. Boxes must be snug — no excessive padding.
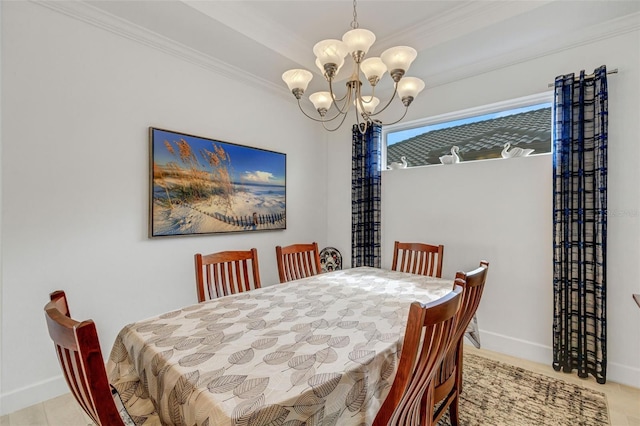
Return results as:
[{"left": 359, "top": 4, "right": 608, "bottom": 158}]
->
[{"left": 547, "top": 68, "right": 618, "bottom": 88}]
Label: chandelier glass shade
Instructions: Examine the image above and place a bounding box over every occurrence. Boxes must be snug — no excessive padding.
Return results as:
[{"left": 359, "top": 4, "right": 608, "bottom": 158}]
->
[{"left": 281, "top": 0, "right": 425, "bottom": 132}]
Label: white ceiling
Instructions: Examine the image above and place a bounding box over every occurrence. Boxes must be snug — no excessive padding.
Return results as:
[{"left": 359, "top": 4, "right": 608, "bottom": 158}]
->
[{"left": 70, "top": 1, "right": 639, "bottom": 98}]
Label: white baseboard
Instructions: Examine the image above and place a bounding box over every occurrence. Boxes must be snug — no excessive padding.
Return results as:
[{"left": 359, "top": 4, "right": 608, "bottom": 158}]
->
[
  {"left": 476, "top": 330, "right": 640, "bottom": 389},
  {"left": 0, "top": 375, "right": 68, "bottom": 416}
]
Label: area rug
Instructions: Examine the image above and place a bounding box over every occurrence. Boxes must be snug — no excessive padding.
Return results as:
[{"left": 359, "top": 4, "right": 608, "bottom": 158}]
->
[{"left": 437, "top": 352, "right": 610, "bottom": 426}]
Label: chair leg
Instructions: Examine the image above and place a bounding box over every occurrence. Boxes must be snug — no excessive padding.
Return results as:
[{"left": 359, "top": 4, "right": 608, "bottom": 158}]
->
[
  {"left": 448, "top": 340, "right": 464, "bottom": 426},
  {"left": 449, "top": 391, "right": 460, "bottom": 426}
]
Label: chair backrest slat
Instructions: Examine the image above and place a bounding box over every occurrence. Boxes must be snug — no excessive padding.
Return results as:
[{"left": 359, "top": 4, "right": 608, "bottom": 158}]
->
[
  {"left": 275, "top": 242, "right": 322, "bottom": 283},
  {"left": 195, "top": 249, "right": 261, "bottom": 302},
  {"left": 392, "top": 241, "right": 444, "bottom": 278},
  {"left": 241, "top": 259, "right": 251, "bottom": 292}
]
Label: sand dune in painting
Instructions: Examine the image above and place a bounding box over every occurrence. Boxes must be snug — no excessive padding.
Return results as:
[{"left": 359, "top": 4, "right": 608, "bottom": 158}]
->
[{"left": 153, "top": 182, "right": 285, "bottom": 235}]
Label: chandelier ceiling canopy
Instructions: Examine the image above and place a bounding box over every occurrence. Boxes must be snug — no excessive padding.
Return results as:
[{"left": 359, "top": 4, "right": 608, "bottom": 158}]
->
[{"left": 281, "top": 0, "right": 425, "bottom": 132}]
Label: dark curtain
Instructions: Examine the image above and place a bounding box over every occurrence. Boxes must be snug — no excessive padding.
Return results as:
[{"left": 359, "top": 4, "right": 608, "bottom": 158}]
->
[
  {"left": 552, "top": 65, "right": 608, "bottom": 384},
  {"left": 352, "top": 123, "right": 382, "bottom": 268}
]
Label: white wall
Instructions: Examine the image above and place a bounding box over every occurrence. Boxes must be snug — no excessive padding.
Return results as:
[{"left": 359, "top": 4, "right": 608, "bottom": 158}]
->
[
  {"left": 0, "top": 2, "right": 327, "bottom": 414},
  {"left": 328, "top": 29, "right": 640, "bottom": 387},
  {"left": 0, "top": 0, "right": 4, "bottom": 405},
  {"left": 2, "top": 1, "right": 638, "bottom": 416}
]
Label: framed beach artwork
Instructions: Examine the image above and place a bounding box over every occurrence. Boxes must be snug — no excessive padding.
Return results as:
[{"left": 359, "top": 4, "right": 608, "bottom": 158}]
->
[{"left": 149, "top": 128, "right": 286, "bottom": 237}]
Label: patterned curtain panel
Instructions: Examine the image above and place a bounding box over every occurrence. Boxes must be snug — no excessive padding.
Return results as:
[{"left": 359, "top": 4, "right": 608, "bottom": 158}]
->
[
  {"left": 552, "top": 65, "right": 608, "bottom": 384},
  {"left": 352, "top": 123, "right": 382, "bottom": 268}
]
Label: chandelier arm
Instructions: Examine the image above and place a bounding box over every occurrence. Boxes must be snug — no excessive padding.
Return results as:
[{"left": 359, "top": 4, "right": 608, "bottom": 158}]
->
[
  {"left": 355, "top": 63, "right": 369, "bottom": 112},
  {"left": 332, "top": 94, "right": 353, "bottom": 117},
  {"left": 355, "top": 119, "right": 369, "bottom": 135},
  {"left": 328, "top": 79, "right": 352, "bottom": 114},
  {"left": 354, "top": 80, "right": 373, "bottom": 124},
  {"left": 363, "top": 84, "right": 377, "bottom": 102},
  {"left": 321, "top": 110, "right": 351, "bottom": 131},
  {"left": 379, "top": 106, "right": 410, "bottom": 127},
  {"left": 331, "top": 92, "right": 349, "bottom": 103},
  {"left": 296, "top": 99, "right": 346, "bottom": 123},
  {"left": 355, "top": 79, "right": 365, "bottom": 110},
  {"left": 353, "top": 95, "right": 370, "bottom": 135},
  {"left": 368, "top": 83, "right": 399, "bottom": 117},
  {"left": 328, "top": 77, "right": 349, "bottom": 103}
]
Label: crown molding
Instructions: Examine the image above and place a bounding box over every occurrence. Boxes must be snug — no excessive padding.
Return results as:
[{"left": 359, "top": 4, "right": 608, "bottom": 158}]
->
[
  {"left": 182, "top": 1, "right": 540, "bottom": 72},
  {"left": 425, "top": 11, "right": 640, "bottom": 90},
  {"left": 30, "top": 0, "right": 292, "bottom": 101},
  {"left": 29, "top": 1, "right": 638, "bottom": 102},
  {"left": 375, "top": 0, "right": 555, "bottom": 52},
  {"left": 182, "top": 1, "right": 314, "bottom": 70}
]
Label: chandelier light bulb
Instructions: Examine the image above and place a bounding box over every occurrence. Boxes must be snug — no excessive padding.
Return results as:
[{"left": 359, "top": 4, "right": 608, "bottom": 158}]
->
[
  {"left": 355, "top": 96, "right": 380, "bottom": 114},
  {"left": 342, "top": 28, "right": 376, "bottom": 62},
  {"left": 315, "top": 58, "right": 326, "bottom": 76},
  {"left": 315, "top": 57, "right": 344, "bottom": 80},
  {"left": 360, "top": 57, "right": 387, "bottom": 86},
  {"left": 282, "top": 69, "right": 313, "bottom": 98},
  {"left": 397, "top": 77, "right": 425, "bottom": 106},
  {"left": 313, "top": 39, "right": 348, "bottom": 68},
  {"left": 309, "top": 91, "right": 334, "bottom": 114},
  {"left": 381, "top": 46, "right": 418, "bottom": 81}
]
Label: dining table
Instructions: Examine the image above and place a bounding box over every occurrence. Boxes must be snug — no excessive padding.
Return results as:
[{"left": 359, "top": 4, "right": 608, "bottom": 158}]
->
[{"left": 106, "top": 266, "right": 455, "bottom": 426}]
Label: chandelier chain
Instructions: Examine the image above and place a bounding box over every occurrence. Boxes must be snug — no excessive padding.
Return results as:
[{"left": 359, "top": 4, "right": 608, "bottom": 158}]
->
[{"left": 351, "top": 0, "right": 359, "bottom": 29}]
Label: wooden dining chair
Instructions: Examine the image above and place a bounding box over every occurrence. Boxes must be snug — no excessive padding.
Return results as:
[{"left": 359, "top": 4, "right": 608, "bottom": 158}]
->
[
  {"left": 194, "top": 248, "right": 261, "bottom": 302},
  {"left": 44, "top": 290, "right": 159, "bottom": 426},
  {"left": 391, "top": 241, "right": 444, "bottom": 278},
  {"left": 275, "top": 242, "right": 322, "bottom": 283},
  {"left": 432, "top": 261, "right": 489, "bottom": 426},
  {"left": 373, "top": 285, "right": 463, "bottom": 426}
]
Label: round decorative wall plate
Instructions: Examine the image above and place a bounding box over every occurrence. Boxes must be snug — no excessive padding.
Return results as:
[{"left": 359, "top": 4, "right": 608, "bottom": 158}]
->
[{"left": 320, "top": 247, "right": 342, "bottom": 272}]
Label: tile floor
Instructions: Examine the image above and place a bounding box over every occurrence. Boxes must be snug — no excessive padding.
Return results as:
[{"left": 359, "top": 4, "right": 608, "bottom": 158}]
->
[{"left": 1, "top": 346, "right": 639, "bottom": 425}]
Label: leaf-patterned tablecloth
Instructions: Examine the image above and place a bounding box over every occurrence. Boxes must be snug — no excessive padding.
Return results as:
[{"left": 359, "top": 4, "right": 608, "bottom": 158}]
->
[{"left": 107, "top": 267, "right": 454, "bottom": 426}]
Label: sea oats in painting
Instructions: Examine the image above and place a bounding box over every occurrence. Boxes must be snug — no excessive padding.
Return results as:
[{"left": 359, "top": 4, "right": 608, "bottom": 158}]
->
[{"left": 149, "top": 128, "right": 286, "bottom": 237}]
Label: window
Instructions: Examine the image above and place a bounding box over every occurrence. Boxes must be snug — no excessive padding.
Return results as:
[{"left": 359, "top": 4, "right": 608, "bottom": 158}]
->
[{"left": 384, "top": 93, "right": 553, "bottom": 168}]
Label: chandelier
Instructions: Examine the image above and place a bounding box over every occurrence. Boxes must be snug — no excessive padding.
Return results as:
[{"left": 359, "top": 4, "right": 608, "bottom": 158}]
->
[{"left": 281, "top": 0, "right": 425, "bottom": 133}]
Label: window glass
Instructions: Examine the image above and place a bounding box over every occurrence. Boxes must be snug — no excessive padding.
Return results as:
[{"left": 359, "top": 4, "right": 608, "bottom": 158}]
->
[{"left": 386, "top": 101, "right": 552, "bottom": 168}]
